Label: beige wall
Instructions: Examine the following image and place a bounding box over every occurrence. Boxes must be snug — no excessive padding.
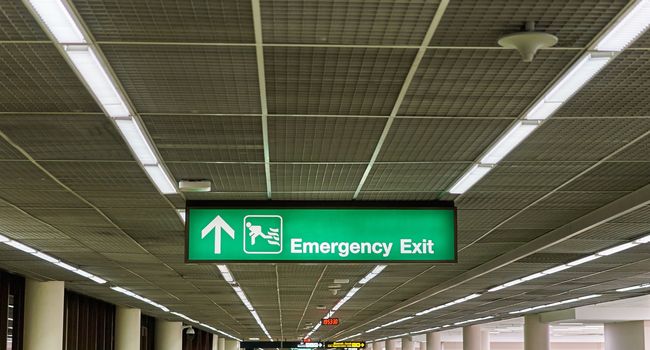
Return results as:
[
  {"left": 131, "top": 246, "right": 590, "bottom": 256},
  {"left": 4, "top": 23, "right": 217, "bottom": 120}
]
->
[{"left": 440, "top": 342, "right": 603, "bottom": 350}]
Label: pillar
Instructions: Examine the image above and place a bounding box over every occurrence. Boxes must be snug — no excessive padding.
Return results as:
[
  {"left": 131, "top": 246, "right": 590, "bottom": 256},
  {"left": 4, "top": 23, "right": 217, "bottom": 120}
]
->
[
  {"left": 524, "top": 314, "right": 549, "bottom": 350},
  {"left": 376, "top": 340, "right": 387, "bottom": 350},
  {"left": 604, "top": 321, "right": 650, "bottom": 350},
  {"left": 24, "top": 280, "right": 64, "bottom": 350},
  {"left": 218, "top": 337, "right": 226, "bottom": 350},
  {"left": 116, "top": 306, "right": 141, "bottom": 350},
  {"left": 419, "top": 341, "right": 426, "bottom": 350},
  {"left": 480, "top": 330, "right": 490, "bottom": 350},
  {"left": 463, "top": 325, "right": 481, "bottom": 350},
  {"left": 386, "top": 338, "right": 397, "bottom": 350},
  {"left": 212, "top": 334, "right": 219, "bottom": 350},
  {"left": 426, "top": 332, "right": 441, "bottom": 350},
  {"left": 366, "top": 343, "right": 374, "bottom": 350},
  {"left": 225, "top": 339, "right": 240, "bottom": 350},
  {"left": 402, "top": 336, "right": 414, "bottom": 350},
  {"left": 155, "top": 319, "right": 182, "bottom": 350}
]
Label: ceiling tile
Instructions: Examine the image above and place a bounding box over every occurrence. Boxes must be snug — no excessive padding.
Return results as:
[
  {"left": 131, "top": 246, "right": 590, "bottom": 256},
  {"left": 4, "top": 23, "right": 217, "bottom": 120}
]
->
[
  {"left": 261, "top": 0, "right": 440, "bottom": 45},
  {"left": 143, "top": 115, "right": 264, "bottom": 162},
  {"left": 379, "top": 118, "right": 511, "bottom": 161},
  {"left": 399, "top": 49, "right": 576, "bottom": 117},
  {"left": 72, "top": 0, "right": 254, "bottom": 43},
  {"left": 268, "top": 116, "right": 385, "bottom": 162},
  {"left": 265, "top": 47, "right": 416, "bottom": 115},
  {"left": 101, "top": 44, "right": 261, "bottom": 114},
  {"left": 271, "top": 163, "right": 366, "bottom": 192},
  {"left": 429, "top": 0, "right": 628, "bottom": 47},
  {"left": 0, "top": 44, "right": 101, "bottom": 113},
  {"left": 0, "top": 114, "right": 133, "bottom": 160}
]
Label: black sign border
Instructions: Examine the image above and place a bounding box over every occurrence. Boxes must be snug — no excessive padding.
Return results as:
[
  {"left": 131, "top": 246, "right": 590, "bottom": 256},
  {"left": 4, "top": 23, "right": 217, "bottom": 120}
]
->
[{"left": 185, "top": 200, "right": 457, "bottom": 264}]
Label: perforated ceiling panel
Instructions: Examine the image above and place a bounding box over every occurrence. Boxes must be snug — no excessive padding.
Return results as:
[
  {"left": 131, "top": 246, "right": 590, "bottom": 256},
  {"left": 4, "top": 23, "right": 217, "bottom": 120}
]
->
[
  {"left": 260, "top": 0, "right": 441, "bottom": 45},
  {"left": 1, "top": 0, "right": 649, "bottom": 342}
]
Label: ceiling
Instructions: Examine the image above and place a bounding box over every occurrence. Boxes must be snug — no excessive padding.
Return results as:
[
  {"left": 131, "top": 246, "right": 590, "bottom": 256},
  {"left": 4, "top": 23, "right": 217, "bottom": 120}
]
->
[{"left": 1, "top": 0, "right": 650, "bottom": 343}]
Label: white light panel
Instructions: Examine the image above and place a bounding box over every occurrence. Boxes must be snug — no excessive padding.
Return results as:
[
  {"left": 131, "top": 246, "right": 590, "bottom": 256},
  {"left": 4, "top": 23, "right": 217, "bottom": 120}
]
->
[
  {"left": 448, "top": 165, "right": 493, "bottom": 194},
  {"left": 64, "top": 46, "right": 130, "bottom": 118},
  {"left": 114, "top": 118, "right": 158, "bottom": 165},
  {"left": 144, "top": 164, "right": 177, "bottom": 194},
  {"left": 28, "top": 0, "right": 86, "bottom": 43},
  {"left": 595, "top": 0, "right": 650, "bottom": 51},
  {"left": 480, "top": 121, "right": 539, "bottom": 164}
]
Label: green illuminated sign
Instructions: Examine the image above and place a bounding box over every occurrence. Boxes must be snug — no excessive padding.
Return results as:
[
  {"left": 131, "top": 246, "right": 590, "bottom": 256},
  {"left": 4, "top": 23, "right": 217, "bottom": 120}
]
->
[{"left": 185, "top": 202, "right": 456, "bottom": 262}]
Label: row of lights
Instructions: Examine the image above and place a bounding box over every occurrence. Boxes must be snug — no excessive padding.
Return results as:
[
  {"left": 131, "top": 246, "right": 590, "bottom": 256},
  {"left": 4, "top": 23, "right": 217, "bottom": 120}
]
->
[
  {"left": 307, "top": 265, "right": 387, "bottom": 338},
  {"left": 0, "top": 233, "right": 239, "bottom": 340},
  {"left": 358, "top": 231, "right": 650, "bottom": 339},
  {"left": 217, "top": 265, "right": 273, "bottom": 340},
  {"left": 448, "top": 0, "right": 650, "bottom": 194},
  {"left": 24, "top": 0, "right": 177, "bottom": 195}
]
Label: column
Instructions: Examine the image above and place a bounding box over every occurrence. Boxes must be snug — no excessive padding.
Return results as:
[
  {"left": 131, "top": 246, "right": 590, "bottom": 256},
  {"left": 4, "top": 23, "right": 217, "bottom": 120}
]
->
[
  {"left": 524, "top": 314, "right": 549, "bottom": 350},
  {"left": 24, "top": 280, "right": 65, "bottom": 350},
  {"left": 212, "top": 334, "right": 219, "bottom": 350},
  {"left": 366, "top": 343, "right": 374, "bottom": 350},
  {"left": 402, "top": 336, "right": 414, "bottom": 350},
  {"left": 116, "top": 306, "right": 141, "bottom": 350},
  {"left": 155, "top": 319, "right": 182, "bottom": 350},
  {"left": 376, "top": 340, "right": 387, "bottom": 350},
  {"left": 218, "top": 337, "right": 226, "bottom": 350},
  {"left": 463, "top": 325, "right": 481, "bottom": 350},
  {"left": 419, "top": 341, "right": 426, "bottom": 350},
  {"left": 386, "top": 338, "right": 397, "bottom": 350},
  {"left": 426, "top": 332, "right": 441, "bottom": 350},
  {"left": 604, "top": 321, "right": 650, "bottom": 350},
  {"left": 480, "top": 330, "right": 490, "bottom": 350},
  {"left": 225, "top": 339, "right": 240, "bottom": 350}
]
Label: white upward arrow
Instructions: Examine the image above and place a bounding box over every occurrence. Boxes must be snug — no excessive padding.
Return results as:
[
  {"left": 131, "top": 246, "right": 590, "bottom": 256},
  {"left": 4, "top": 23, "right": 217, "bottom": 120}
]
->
[{"left": 201, "top": 215, "right": 235, "bottom": 254}]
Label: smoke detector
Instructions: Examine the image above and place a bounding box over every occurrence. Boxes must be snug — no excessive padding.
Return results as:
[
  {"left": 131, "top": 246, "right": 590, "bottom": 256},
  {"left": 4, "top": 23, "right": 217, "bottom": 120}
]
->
[{"left": 498, "top": 21, "right": 558, "bottom": 62}]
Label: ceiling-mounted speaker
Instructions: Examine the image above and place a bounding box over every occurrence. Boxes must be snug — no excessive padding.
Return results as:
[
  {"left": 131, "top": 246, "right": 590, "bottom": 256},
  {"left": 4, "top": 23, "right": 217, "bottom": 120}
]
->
[
  {"left": 498, "top": 21, "right": 558, "bottom": 62},
  {"left": 178, "top": 180, "right": 212, "bottom": 192}
]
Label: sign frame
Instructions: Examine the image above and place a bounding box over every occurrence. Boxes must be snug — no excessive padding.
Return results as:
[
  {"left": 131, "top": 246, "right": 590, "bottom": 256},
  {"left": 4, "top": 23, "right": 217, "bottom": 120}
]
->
[{"left": 185, "top": 200, "right": 457, "bottom": 264}]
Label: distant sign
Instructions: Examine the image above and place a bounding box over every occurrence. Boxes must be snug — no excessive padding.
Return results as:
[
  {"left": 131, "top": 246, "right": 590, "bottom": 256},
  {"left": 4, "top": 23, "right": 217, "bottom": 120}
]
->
[
  {"left": 321, "top": 318, "right": 340, "bottom": 326},
  {"left": 186, "top": 201, "right": 456, "bottom": 263},
  {"left": 325, "top": 342, "right": 366, "bottom": 349}
]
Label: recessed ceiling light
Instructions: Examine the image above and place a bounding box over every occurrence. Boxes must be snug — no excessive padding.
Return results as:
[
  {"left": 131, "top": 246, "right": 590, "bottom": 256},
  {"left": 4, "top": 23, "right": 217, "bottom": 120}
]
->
[{"left": 333, "top": 279, "right": 349, "bottom": 284}]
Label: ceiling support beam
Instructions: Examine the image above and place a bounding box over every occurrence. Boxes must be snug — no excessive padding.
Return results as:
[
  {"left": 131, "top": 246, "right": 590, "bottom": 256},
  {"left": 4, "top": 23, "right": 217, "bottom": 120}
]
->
[
  {"left": 352, "top": 0, "right": 450, "bottom": 199},
  {"left": 251, "top": 0, "right": 272, "bottom": 199}
]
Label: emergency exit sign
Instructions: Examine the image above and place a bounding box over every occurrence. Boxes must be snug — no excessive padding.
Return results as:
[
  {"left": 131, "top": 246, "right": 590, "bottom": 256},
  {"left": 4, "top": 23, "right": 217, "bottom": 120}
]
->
[{"left": 185, "top": 201, "right": 456, "bottom": 263}]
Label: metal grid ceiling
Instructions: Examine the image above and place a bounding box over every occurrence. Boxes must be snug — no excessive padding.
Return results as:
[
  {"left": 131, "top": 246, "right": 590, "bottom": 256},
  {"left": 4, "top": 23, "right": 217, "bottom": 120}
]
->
[{"left": 0, "top": 0, "right": 649, "bottom": 341}]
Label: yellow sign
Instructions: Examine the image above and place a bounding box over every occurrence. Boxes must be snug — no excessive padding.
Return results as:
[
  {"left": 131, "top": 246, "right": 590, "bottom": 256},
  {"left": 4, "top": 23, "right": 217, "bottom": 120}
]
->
[{"left": 325, "top": 341, "right": 366, "bottom": 348}]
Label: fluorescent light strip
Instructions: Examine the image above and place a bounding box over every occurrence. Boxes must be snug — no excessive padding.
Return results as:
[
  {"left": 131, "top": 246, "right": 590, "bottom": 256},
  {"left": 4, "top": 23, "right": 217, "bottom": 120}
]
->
[
  {"left": 509, "top": 294, "right": 601, "bottom": 315},
  {"left": 617, "top": 283, "right": 650, "bottom": 292},
  {"left": 454, "top": 315, "right": 494, "bottom": 326},
  {"left": 27, "top": 0, "right": 86, "bottom": 43},
  {"left": 595, "top": 0, "right": 650, "bottom": 51},
  {"left": 488, "top": 237, "right": 648, "bottom": 294},
  {"left": 448, "top": 164, "right": 493, "bottom": 194},
  {"left": 410, "top": 327, "right": 441, "bottom": 335},
  {"left": 144, "top": 164, "right": 177, "bottom": 194},
  {"left": 415, "top": 293, "right": 481, "bottom": 316},
  {"left": 114, "top": 118, "right": 158, "bottom": 165},
  {"left": 340, "top": 333, "right": 362, "bottom": 341},
  {"left": 217, "top": 265, "right": 273, "bottom": 340},
  {"left": 480, "top": 121, "right": 540, "bottom": 164},
  {"left": 307, "top": 265, "right": 387, "bottom": 337},
  {"left": 26, "top": 1, "right": 181, "bottom": 198},
  {"left": 171, "top": 311, "right": 198, "bottom": 323},
  {"left": 526, "top": 54, "right": 611, "bottom": 121},
  {"left": 64, "top": 46, "right": 130, "bottom": 118},
  {"left": 111, "top": 286, "right": 169, "bottom": 312},
  {"left": 2, "top": 237, "right": 106, "bottom": 284}
]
